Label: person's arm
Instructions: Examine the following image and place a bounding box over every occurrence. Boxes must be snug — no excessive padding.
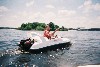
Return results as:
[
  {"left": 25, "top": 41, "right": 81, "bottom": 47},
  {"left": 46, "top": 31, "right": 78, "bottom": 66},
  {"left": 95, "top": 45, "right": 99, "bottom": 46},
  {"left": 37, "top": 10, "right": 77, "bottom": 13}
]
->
[{"left": 51, "top": 28, "right": 59, "bottom": 36}]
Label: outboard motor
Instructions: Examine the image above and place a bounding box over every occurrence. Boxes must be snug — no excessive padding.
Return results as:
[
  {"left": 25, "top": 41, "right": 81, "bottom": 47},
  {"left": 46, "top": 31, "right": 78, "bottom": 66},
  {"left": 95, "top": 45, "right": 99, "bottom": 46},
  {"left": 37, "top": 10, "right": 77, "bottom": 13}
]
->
[{"left": 19, "top": 38, "right": 34, "bottom": 51}]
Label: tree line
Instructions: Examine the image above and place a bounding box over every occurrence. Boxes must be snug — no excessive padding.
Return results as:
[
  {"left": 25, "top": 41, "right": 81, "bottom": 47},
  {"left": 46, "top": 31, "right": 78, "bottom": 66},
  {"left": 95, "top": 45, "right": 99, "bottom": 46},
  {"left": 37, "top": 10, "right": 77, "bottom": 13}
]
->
[{"left": 18, "top": 22, "right": 68, "bottom": 31}]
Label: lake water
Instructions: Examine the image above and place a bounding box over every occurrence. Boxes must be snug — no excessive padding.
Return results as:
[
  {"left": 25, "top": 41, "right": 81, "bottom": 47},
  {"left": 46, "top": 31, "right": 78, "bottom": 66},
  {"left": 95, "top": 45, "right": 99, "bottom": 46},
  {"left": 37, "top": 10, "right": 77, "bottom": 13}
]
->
[{"left": 0, "top": 29, "right": 100, "bottom": 67}]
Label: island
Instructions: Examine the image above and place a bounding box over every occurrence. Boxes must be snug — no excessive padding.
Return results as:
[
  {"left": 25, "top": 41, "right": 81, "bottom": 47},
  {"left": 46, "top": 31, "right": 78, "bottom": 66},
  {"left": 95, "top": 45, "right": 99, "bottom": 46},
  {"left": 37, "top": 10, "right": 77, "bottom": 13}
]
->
[{"left": 18, "top": 22, "right": 68, "bottom": 31}]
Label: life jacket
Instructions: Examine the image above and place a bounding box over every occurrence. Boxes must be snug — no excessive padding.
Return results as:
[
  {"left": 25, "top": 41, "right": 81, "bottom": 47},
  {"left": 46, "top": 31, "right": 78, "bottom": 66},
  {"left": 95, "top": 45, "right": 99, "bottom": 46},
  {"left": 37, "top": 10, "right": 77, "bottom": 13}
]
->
[{"left": 43, "top": 30, "right": 50, "bottom": 39}]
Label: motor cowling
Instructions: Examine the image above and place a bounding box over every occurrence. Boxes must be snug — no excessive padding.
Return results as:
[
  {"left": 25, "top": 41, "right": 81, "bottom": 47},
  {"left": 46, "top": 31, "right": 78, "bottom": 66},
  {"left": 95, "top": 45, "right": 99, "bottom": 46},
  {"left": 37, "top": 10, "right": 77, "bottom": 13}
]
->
[{"left": 19, "top": 38, "right": 33, "bottom": 51}]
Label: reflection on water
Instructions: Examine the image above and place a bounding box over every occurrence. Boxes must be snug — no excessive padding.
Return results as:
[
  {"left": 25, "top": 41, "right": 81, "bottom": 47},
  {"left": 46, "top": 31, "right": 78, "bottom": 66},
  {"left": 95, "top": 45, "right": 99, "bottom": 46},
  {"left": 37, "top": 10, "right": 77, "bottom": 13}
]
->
[{"left": 0, "top": 29, "right": 100, "bottom": 67}]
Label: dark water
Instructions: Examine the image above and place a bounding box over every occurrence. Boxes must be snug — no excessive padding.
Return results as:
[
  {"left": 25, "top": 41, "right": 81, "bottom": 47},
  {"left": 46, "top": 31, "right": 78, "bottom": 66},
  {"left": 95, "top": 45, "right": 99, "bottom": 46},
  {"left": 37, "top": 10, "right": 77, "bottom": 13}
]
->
[{"left": 0, "top": 29, "right": 100, "bottom": 67}]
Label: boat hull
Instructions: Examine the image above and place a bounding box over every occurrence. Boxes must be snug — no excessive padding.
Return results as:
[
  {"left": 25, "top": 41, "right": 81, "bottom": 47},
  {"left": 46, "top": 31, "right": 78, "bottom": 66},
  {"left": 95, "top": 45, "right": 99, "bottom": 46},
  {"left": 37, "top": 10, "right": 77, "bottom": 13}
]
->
[{"left": 29, "top": 42, "right": 71, "bottom": 53}]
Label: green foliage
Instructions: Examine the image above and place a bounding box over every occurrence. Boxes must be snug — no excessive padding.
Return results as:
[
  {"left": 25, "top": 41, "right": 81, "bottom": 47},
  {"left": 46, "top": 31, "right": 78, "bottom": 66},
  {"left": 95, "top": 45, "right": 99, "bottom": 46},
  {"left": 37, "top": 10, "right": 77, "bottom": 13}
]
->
[
  {"left": 54, "top": 25, "right": 59, "bottom": 30},
  {"left": 32, "top": 22, "right": 39, "bottom": 29},
  {"left": 19, "top": 22, "right": 46, "bottom": 30},
  {"left": 60, "top": 26, "right": 68, "bottom": 31},
  {"left": 24, "top": 24, "right": 32, "bottom": 30},
  {"left": 39, "top": 23, "right": 46, "bottom": 28},
  {"left": 20, "top": 23, "right": 27, "bottom": 30},
  {"left": 19, "top": 22, "right": 68, "bottom": 31},
  {"left": 49, "top": 22, "right": 55, "bottom": 31},
  {"left": 36, "top": 26, "right": 44, "bottom": 31},
  {"left": 61, "top": 26, "right": 65, "bottom": 31}
]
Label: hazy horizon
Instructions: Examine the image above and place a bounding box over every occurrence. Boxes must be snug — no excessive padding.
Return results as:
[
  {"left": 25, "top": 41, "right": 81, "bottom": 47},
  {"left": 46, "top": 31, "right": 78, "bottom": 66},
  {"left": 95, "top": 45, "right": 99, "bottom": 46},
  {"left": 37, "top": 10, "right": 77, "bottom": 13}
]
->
[{"left": 0, "top": 0, "right": 100, "bottom": 28}]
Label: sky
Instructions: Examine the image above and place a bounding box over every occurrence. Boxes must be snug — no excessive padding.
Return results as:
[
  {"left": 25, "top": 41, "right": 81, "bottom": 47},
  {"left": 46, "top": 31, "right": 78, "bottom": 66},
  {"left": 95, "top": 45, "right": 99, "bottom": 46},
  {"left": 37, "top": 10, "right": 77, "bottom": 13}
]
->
[{"left": 0, "top": 0, "right": 100, "bottom": 28}]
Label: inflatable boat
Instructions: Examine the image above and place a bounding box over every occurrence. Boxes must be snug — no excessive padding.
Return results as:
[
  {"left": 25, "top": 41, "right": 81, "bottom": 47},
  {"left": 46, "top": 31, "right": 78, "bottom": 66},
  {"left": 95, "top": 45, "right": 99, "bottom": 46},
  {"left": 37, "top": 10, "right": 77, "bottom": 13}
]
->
[{"left": 18, "top": 32, "right": 71, "bottom": 53}]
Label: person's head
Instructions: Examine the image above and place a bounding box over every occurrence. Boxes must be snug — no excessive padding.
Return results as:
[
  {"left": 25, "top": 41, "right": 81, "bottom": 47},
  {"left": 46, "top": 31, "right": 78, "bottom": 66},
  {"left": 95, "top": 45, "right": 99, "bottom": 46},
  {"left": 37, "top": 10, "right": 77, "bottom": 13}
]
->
[{"left": 45, "top": 24, "right": 50, "bottom": 31}]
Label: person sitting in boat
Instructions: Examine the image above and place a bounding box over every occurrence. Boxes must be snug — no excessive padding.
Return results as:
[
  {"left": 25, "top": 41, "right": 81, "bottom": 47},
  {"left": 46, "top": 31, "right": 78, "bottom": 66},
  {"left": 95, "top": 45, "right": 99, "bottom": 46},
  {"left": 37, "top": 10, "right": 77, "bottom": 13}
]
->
[{"left": 43, "top": 24, "right": 59, "bottom": 39}]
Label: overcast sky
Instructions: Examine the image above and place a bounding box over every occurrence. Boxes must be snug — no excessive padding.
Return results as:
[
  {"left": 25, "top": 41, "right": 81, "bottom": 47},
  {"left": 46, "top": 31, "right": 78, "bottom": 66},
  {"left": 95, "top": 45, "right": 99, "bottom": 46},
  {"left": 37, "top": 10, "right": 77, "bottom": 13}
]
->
[{"left": 0, "top": 0, "right": 100, "bottom": 28}]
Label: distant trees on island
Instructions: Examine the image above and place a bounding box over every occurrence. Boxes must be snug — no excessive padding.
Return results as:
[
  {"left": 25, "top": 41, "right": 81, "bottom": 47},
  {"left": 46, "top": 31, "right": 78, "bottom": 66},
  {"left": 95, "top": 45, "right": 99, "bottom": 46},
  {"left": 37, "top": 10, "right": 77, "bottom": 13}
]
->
[{"left": 18, "top": 22, "right": 68, "bottom": 31}]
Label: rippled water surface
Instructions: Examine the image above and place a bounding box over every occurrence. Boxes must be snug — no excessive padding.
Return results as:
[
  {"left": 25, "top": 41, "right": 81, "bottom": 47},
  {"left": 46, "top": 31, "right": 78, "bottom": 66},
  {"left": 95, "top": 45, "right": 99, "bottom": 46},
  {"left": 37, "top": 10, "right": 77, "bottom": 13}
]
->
[{"left": 0, "top": 29, "right": 100, "bottom": 67}]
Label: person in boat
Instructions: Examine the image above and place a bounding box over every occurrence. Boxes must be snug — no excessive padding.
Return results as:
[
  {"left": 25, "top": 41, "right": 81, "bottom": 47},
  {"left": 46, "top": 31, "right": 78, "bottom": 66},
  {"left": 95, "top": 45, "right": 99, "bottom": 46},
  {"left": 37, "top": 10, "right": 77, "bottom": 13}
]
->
[{"left": 43, "top": 24, "right": 59, "bottom": 39}]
